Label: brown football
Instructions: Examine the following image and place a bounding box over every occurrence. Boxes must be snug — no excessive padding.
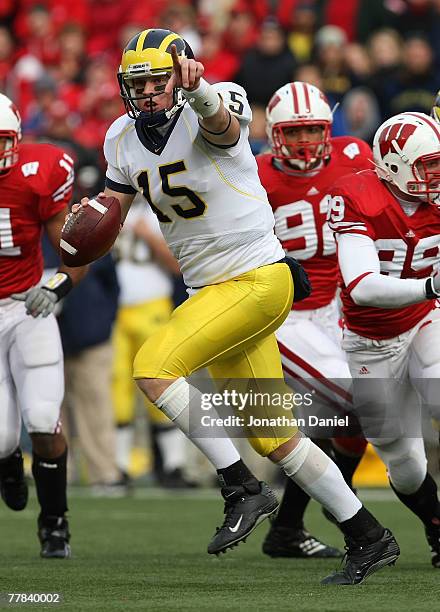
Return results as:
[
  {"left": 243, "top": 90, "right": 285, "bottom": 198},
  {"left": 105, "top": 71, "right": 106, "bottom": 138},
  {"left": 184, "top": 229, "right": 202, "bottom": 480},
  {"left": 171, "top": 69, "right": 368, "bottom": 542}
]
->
[{"left": 60, "top": 194, "right": 121, "bottom": 267}]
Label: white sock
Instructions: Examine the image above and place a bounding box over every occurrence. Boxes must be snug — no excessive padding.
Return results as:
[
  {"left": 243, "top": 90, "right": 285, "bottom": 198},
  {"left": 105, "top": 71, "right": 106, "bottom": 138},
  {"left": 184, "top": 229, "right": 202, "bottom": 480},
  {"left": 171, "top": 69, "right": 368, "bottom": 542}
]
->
[
  {"left": 156, "top": 378, "right": 240, "bottom": 470},
  {"left": 115, "top": 425, "right": 134, "bottom": 474},
  {"left": 279, "top": 437, "right": 362, "bottom": 523},
  {"left": 156, "top": 427, "right": 186, "bottom": 472}
]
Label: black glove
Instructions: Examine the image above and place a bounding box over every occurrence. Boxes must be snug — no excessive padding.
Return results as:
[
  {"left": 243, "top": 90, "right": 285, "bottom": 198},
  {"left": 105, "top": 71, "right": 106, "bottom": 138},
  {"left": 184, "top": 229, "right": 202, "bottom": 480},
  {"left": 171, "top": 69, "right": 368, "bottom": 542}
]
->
[{"left": 278, "top": 256, "right": 312, "bottom": 302}]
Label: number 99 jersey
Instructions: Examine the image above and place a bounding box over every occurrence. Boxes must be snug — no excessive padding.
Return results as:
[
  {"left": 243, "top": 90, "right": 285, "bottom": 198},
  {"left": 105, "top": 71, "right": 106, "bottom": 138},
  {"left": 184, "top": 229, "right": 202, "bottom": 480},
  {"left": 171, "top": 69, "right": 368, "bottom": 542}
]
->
[
  {"left": 104, "top": 82, "right": 284, "bottom": 288},
  {"left": 257, "top": 136, "right": 373, "bottom": 310},
  {"left": 328, "top": 168, "right": 440, "bottom": 339}
]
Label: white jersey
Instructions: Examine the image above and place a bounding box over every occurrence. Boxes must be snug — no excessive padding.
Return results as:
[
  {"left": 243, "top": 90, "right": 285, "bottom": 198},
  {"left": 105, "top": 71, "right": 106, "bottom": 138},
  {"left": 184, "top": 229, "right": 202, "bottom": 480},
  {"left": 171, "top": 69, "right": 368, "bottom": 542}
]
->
[
  {"left": 104, "top": 82, "right": 284, "bottom": 287},
  {"left": 113, "top": 197, "right": 173, "bottom": 305}
]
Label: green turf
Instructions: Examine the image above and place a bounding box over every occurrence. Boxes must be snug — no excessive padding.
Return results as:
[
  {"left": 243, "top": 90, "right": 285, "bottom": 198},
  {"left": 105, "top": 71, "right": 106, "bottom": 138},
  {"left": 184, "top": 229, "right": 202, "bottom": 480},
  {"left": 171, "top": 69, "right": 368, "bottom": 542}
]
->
[{"left": 0, "top": 490, "right": 439, "bottom": 611}]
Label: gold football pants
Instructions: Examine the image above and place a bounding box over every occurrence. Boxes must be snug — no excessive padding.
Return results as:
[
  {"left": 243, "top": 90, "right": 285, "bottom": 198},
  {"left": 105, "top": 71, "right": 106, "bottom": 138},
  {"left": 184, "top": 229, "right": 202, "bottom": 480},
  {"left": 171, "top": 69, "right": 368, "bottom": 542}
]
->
[{"left": 133, "top": 262, "right": 298, "bottom": 455}]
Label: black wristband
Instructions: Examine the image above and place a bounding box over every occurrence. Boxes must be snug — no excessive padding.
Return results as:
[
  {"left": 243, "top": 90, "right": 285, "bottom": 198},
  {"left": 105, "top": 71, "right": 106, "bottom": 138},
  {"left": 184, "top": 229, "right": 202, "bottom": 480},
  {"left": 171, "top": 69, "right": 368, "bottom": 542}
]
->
[
  {"left": 425, "top": 277, "right": 439, "bottom": 300},
  {"left": 43, "top": 272, "right": 73, "bottom": 300}
]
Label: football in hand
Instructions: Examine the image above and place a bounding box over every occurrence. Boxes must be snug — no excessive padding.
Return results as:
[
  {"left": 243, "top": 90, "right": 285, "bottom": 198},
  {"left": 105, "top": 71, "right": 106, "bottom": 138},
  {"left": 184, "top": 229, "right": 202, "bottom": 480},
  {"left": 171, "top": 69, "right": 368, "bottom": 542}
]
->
[{"left": 60, "top": 194, "right": 121, "bottom": 266}]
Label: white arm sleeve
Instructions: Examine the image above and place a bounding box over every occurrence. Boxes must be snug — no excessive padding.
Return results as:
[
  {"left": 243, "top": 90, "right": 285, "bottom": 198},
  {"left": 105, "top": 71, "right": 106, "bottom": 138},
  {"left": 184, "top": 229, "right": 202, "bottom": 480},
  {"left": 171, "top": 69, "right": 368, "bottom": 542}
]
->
[{"left": 337, "top": 233, "right": 427, "bottom": 308}]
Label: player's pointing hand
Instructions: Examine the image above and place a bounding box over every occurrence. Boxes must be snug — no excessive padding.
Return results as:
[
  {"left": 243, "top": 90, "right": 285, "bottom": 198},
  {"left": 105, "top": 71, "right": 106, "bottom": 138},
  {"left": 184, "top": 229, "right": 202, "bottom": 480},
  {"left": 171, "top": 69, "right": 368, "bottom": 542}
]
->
[{"left": 165, "top": 44, "right": 204, "bottom": 94}]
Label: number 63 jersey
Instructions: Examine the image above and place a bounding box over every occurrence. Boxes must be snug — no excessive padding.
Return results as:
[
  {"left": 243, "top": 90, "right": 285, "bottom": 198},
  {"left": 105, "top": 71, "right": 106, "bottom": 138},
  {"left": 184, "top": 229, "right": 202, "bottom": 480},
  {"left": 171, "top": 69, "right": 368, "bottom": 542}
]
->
[
  {"left": 257, "top": 136, "right": 373, "bottom": 310},
  {"left": 329, "top": 169, "right": 440, "bottom": 339},
  {"left": 104, "top": 82, "right": 284, "bottom": 288}
]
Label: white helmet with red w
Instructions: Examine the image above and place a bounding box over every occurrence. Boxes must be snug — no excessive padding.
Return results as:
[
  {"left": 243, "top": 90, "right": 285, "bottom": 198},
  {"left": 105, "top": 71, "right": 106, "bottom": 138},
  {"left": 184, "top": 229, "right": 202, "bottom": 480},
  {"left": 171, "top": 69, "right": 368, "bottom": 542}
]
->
[
  {"left": 265, "top": 81, "right": 332, "bottom": 171},
  {"left": 373, "top": 112, "right": 440, "bottom": 204},
  {"left": 0, "top": 93, "right": 21, "bottom": 171}
]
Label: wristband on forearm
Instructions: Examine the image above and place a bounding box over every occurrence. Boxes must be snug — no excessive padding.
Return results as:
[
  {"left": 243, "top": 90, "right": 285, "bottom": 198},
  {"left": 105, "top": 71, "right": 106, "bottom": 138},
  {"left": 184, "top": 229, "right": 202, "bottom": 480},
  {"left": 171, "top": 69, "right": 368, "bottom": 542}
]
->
[
  {"left": 425, "top": 276, "right": 440, "bottom": 300},
  {"left": 181, "top": 78, "right": 221, "bottom": 119},
  {"left": 43, "top": 272, "right": 73, "bottom": 300}
]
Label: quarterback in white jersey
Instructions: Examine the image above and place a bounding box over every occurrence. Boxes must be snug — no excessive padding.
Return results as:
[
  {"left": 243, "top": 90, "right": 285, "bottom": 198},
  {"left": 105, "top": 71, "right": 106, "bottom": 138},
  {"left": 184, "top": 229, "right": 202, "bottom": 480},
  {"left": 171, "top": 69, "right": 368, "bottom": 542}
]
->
[{"left": 70, "top": 29, "right": 398, "bottom": 583}]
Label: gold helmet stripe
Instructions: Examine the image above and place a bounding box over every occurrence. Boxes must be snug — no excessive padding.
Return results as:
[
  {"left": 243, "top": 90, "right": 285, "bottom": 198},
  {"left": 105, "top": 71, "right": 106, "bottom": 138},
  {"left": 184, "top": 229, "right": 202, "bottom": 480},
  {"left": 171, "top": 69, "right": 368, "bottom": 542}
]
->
[
  {"left": 136, "top": 29, "right": 152, "bottom": 54},
  {"left": 159, "top": 32, "right": 182, "bottom": 53}
]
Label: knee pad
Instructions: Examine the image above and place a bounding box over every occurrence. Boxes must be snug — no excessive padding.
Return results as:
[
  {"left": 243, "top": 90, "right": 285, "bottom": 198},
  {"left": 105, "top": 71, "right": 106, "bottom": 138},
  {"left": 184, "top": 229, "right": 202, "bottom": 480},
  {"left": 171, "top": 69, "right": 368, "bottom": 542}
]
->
[
  {"left": 278, "top": 436, "right": 313, "bottom": 477},
  {"left": 155, "top": 378, "right": 189, "bottom": 421},
  {"left": 371, "top": 437, "right": 427, "bottom": 494},
  {"left": 24, "top": 402, "right": 61, "bottom": 434}
]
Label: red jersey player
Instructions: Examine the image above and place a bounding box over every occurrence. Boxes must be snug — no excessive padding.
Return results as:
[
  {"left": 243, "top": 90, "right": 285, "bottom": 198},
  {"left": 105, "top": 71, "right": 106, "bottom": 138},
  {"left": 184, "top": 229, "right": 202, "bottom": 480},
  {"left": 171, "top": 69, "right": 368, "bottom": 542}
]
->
[
  {"left": 328, "top": 111, "right": 440, "bottom": 568},
  {"left": 0, "top": 93, "right": 86, "bottom": 558},
  {"left": 258, "top": 81, "right": 372, "bottom": 559}
]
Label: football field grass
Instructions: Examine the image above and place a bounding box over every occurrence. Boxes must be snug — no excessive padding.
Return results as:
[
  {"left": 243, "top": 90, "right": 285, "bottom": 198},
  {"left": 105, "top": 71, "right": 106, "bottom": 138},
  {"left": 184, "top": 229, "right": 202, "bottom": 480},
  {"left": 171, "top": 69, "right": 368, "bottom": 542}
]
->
[{"left": 0, "top": 489, "right": 439, "bottom": 611}]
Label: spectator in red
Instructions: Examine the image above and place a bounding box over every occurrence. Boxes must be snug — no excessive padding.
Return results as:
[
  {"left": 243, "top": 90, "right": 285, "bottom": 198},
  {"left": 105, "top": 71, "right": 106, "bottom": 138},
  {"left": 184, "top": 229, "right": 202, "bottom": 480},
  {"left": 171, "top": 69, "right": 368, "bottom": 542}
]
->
[
  {"left": 16, "top": 4, "right": 60, "bottom": 67},
  {"left": 197, "top": 29, "right": 240, "bottom": 84},
  {"left": 86, "top": 0, "right": 136, "bottom": 59},
  {"left": 0, "top": 26, "right": 18, "bottom": 92},
  {"left": 52, "top": 23, "right": 88, "bottom": 113},
  {"left": 323, "top": 0, "right": 362, "bottom": 42},
  {"left": 221, "top": 4, "right": 260, "bottom": 58},
  {"left": 75, "top": 80, "right": 123, "bottom": 150}
]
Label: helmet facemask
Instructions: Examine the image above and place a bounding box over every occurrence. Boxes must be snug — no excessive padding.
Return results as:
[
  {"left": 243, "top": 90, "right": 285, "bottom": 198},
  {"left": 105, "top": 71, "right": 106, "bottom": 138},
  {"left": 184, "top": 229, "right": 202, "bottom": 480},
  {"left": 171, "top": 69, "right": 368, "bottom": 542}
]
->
[
  {"left": 0, "top": 94, "right": 21, "bottom": 172},
  {"left": 271, "top": 120, "right": 331, "bottom": 171},
  {"left": 0, "top": 130, "right": 19, "bottom": 170},
  {"left": 409, "top": 152, "right": 440, "bottom": 205},
  {"left": 118, "top": 68, "right": 185, "bottom": 127}
]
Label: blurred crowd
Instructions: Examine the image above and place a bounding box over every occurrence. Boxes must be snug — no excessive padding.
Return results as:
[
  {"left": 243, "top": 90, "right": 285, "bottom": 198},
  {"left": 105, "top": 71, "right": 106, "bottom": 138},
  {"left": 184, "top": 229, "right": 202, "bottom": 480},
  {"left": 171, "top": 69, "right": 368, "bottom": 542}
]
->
[{"left": 5, "top": 0, "right": 440, "bottom": 489}]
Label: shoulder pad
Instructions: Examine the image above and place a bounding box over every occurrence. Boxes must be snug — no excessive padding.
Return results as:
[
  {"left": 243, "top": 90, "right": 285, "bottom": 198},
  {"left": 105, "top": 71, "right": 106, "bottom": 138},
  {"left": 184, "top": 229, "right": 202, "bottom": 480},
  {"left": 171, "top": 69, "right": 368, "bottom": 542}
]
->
[{"left": 213, "top": 82, "right": 252, "bottom": 124}]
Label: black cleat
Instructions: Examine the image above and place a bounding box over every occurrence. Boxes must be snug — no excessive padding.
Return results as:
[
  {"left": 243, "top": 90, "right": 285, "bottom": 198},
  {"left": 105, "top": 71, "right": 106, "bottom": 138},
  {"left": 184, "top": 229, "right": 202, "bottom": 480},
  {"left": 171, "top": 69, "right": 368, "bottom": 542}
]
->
[
  {"left": 321, "top": 528, "right": 400, "bottom": 585},
  {"left": 38, "top": 515, "right": 71, "bottom": 559},
  {"left": 425, "top": 521, "right": 440, "bottom": 568},
  {"left": 208, "top": 481, "right": 278, "bottom": 555},
  {"left": 0, "top": 449, "right": 28, "bottom": 511},
  {"left": 263, "top": 525, "right": 343, "bottom": 558}
]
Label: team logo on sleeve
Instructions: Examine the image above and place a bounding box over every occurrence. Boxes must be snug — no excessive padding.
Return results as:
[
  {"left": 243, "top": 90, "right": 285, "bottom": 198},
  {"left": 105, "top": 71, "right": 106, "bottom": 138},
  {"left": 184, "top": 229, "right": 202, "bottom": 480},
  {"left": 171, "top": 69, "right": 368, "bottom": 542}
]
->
[{"left": 21, "top": 161, "right": 39, "bottom": 177}]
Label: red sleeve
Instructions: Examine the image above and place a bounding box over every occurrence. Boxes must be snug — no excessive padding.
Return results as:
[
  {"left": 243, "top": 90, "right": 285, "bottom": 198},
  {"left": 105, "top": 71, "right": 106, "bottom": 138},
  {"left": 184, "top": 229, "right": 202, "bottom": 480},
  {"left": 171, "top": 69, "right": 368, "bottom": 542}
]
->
[
  {"left": 38, "top": 150, "right": 75, "bottom": 221},
  {"left": 328, "top": 183, "right": 376, "bottom": 239}
]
